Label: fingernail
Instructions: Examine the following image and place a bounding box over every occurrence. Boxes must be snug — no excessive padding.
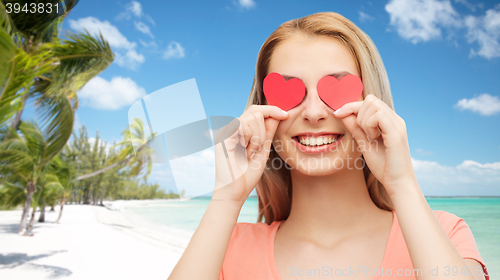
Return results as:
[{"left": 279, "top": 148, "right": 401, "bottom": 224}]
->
[
  {"left": 334, "top": 108, "right": 342, "bottom": 115},
  {"left": 281, "top": 110, "right": 288, "bottom": 115}
]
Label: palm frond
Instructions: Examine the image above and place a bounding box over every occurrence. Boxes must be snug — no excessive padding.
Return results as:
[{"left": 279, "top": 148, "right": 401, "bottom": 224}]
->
[
  {"left": 6, "top": 0, "right": 78, "bottom": 45},
  {"left": 0, "top": 182, "right": 26, "bottom": 209},
  {"left": 37, "top": 92, "right": 73, "bottom": 165},
  {"left": 0, "top": 46, "right": 54, "bottom": 127},
  {"left": 18, "top": 121, "right": 45, "bottom": 162},
  {"left": 0, "top": 3, "right": 14, "bottom": 92},
  {"left": 42, "top": 31, "right": 114, "bottom": 109}
]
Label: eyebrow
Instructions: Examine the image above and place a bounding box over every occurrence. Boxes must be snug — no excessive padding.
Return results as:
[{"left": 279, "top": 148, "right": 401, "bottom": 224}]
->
[{"left": 281, "top": 71, "right": 352, "bottom": 81}]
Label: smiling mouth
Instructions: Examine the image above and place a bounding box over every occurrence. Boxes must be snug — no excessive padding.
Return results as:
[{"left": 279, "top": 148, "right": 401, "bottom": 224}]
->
[{"left": 292, "top": 134, "right": 343, "bottom": 147}]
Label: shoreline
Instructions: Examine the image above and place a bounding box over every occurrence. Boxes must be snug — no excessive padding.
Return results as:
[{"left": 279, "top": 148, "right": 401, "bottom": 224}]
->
[{"left": 0, "top": 204, "right": 191, "bottom": 280}]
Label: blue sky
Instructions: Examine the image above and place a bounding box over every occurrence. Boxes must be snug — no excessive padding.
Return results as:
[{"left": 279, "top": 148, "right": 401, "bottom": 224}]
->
[{"left": 23, "top": 0, "right": 500, "bottom": 196}]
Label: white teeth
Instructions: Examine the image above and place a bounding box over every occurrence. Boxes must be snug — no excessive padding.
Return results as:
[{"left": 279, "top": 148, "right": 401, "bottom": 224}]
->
[{"left": 297, "top": 135, "right": 339, "bottom": 147}]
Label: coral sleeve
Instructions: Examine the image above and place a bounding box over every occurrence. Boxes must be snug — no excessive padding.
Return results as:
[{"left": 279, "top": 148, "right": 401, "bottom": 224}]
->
[{"left": 437, "top": 211, "right": 490, "bottom": 280}]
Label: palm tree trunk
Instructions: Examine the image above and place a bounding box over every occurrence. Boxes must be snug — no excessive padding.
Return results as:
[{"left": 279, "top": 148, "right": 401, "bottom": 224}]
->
[
  {"left": 10, "top": 92, "right": 29, "bottom": 130},
  {"left": 85, "top": 181, "right": 93, "bottom": 204},
  {"left": 55, "top": 197, "right": 66, "bottom": 223},
  {"left": 27, "top": 206, "right": 37, "bottom": 232},
  {"left": 38, "top": 200, "right": 46, "bottom": 222},
  {"left": 18, "top": 181, "right": 36, "bottom": 235},
  {"left": 99, "top": 189, "right": 105, "bottom": 206}
]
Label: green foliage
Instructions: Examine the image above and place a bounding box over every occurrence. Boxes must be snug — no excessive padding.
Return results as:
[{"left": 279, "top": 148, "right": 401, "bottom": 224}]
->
[
  {"left": 44, "top": 31, "right": 113, "bottom": 109},
  {"left": 0, "top": 2, "right": 14, "bottom": 92},
  {"left": 6, "top": 0, "right": 78, "bottom": 44},
  {"left": 0, "top": 44, "right": 55, "bottom": 127},
  {"left": 0, "top": 121, "right": 67, "bottom": 212},
  {"left": 0, "top": 181, "right": 25, "bottom": 209},
  {"left": 0, "top": 0, "right": 113, "bottom": 128},
  {"left": 112, "top": 180, "right": 178, "bottom": 200},
  {"left": 110, "top": 118, "right": 155, "bottom": 180},
  {"left": 65, "top": 124, "right": 179, "bottom": 203}
]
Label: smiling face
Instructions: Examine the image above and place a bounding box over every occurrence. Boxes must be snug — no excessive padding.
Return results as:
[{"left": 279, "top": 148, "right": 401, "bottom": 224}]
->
[{"left": 266, "top": 32, "right": 365, "bottom": 176}]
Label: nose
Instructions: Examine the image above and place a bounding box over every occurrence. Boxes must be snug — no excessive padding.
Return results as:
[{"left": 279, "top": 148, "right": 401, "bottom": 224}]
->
[{"left": 300, "top": 85, "right": 329, "bottom": 125}]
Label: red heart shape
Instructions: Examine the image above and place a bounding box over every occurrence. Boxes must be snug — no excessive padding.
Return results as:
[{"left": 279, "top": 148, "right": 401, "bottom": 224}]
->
[
  {"left": 317, "top": 75, "right": 363, "bottom": 110},
  {"left": 263, "top": 72, "right": 306, "bottom": 111}
]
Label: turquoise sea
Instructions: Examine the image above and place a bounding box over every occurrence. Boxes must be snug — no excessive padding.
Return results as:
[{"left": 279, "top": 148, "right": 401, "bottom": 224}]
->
[{"left": 121, "top": 197, "right": 500, "bottom": 275}]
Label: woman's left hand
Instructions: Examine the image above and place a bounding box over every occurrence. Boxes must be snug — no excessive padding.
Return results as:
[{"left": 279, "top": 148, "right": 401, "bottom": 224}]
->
[{"left": 333, "top": 94, "right": 417, "bottom": 197}]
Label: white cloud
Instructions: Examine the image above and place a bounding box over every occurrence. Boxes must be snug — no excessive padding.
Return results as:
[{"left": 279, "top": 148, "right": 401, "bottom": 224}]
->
[
  {"left": 114, "top": 49, "right": 145, "bottom": 69},
  {"left": 168, "top": 148, "right": 218, "bottom": 199},
  {"left": 238, "top": 0, "right": 256, "bottom": 9},
  {"left": 78, "top": 76, "right": 146, "bottom": 110},
  {"left": 385, "top": 0, "right": 461, "bottom": 43},
  {"left": 412, "top": 158, "right": 500, "bottom": 195},
  {"left": 359, "top": 11, "right": 375, "bottom": 22},
  {"left": 118, "top": 1, "right": 155, "bottom": 25},
  {"left": 454, "top": 0, "right": 483, "bottom": 12},
  {"left": 139, "top": 39, "right": 158, "bottom": 48},
  {"left": 69, "top": 17, "right": 133, "bottom": 49},
  {"left": 385, "top": 1, "right": 500, "bottom": 60},
  {"left": 454, "top": 93, "right": 500, "bottom": 116},
  {"left": 68, "top": 17, "right": 145, "bottom": 70},
  {"left": 88, "top": 137, "right": 116, "bottom": 154},
  {"left": 465, "top": 6, "right": 500, "bottom": 59},
  {"left": 127, "top": 1, "right": 142, "bottom": 17},
  {"left": 134, "top": 21, "right": 154, "bottom": 38},
  {"left": 163, "top": 41, "right": 185, "bottom": 59}
]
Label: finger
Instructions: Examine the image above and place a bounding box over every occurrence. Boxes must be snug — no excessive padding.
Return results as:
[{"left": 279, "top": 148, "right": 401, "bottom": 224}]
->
[
  {"left": 251, "top": 105, "right": 289, "bottom": 120},
  {"left": 238, "top": 125, "right": 246, "bottom": 148},
  {"left": 239, "top": 121, "right": 252, "bottom": 148},
  {"left": 246, "top": 115, "right": 261, "bottom": 159},
  {"left": 356, "top": 94, "right": 377, "bottom": 126},
  {"left": 333, "top": 102, "right": 363, "bottom": 119},
  {"left": 359, "top": 102, "right": 380, "bottom": 141},
  {"left": 253, "top": 118, "right": 280, "bottom": 161},
  {"left": 366, "top": 110, "right": 398, "bottom": 140},
  {"left": 253, "top": 111, "right": 266, "bottom": 148},
  {"left": 337, "top": 114, "right": 370, "bottom": 152}
]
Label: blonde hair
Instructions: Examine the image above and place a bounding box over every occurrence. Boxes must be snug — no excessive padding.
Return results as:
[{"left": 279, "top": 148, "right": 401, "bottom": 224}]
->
[{"left": 245, "top": 12, "right": 395, "bottom": 224}]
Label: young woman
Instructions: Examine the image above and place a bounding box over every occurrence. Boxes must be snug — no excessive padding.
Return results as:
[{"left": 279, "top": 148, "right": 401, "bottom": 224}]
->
[{"left": 168, "top": 12, "right": 489, "bottom": 280}]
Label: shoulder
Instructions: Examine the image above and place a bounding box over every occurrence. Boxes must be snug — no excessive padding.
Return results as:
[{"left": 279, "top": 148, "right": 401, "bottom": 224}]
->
[
  {"left": 226, "top": 221, "right": 280, "bottom": 255},
  {"left": 229, "top": 221, "right": 279, "bottom": 244},
  {"left": 431, "top": 210, "right": 480, "bottom": 250},
  {"left": 432, "top": 209, "right": 462, "bottom": 224},
  {"left": 431, "top": 209, "right": 467, "bottom": 233},
  {"left": 222, "top": 221, "right": 281, "bottom": 277},
  {"left": 223, "top": 221, "right": 280, "bottom": 268}
]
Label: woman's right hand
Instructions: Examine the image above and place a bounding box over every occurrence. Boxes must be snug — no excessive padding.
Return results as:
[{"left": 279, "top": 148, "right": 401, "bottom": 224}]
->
[{"left": 212, "top": 105, "right": 289, "bottom": 203}]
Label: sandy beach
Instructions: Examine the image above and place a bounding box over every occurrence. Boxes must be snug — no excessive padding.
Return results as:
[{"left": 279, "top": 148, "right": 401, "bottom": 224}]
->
[{"left": 0, "top": 203, "right": 193, "bottom": 280}]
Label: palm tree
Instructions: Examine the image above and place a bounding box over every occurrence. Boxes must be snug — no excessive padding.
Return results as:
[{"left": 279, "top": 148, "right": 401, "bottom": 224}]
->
[
  {"left": 49, "top": 154, "right": 75, "bottom": 223},
  {"left": 74, "top": 118, "right": 156, "bottom": 182},
  {"left": 0, "top": 7, "right": 55, "bottom": 128},
  {"left": 0, "top": 117, "right": 72, "bottom": 235},
  {"left": 37, "top": 158, "right": 66, "bottom": 223},
  {"left": 0, "top": 1, "right": 114, "bottom": 129}
]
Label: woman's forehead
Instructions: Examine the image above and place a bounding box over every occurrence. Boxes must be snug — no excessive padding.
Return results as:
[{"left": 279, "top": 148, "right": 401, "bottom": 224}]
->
[{"left": 267, "top": 34, "right": 359, "bottom": 81}]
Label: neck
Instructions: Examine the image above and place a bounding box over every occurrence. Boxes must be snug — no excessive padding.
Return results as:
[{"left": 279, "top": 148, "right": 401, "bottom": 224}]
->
[{"left": 282, "top": 166, "right": 389, "bottom": 246}]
